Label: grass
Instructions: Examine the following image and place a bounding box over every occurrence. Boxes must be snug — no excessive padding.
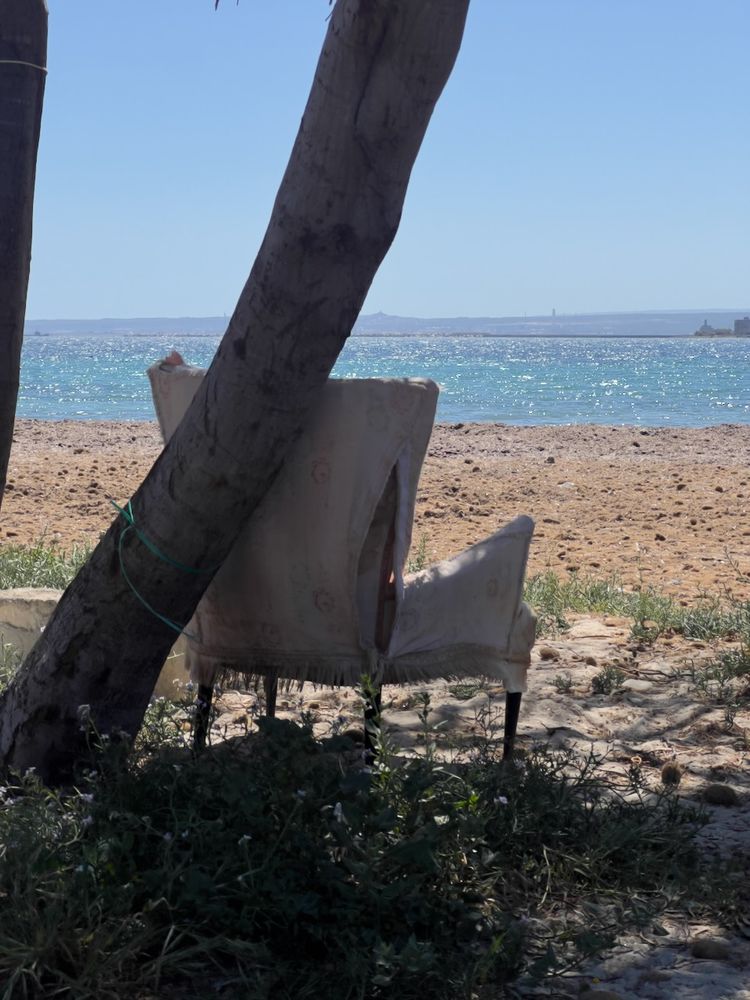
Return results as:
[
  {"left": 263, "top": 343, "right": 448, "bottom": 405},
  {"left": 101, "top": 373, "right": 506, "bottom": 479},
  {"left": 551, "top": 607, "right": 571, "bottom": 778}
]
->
[
  {"left": 685, "top": 646, "right": 750, "bottom": 730},
  {"left": 0, "top": 685, "right": 716, "bottom": 1000},
  {"left": 447, "top": 680, "right": 486, "bottom": 701},
  {"left": 406, "top": 533, "right": 429, "bottom": 574},
  {"left": 524, "top": 570, "right": 750, "bottom": 645},
  {"left": 3, "top": 539, "right": 748, "bottom": 648},
  {"left": 0, "top": 542, "right": 740, "bottom": 997},
  {"left": 0, "top": 540, "right": 90, "bottom": 590},
  {"left": 590, "top": 664, "right": 626, "bottom": 696},
  {"left": 0, "top": 640, "right": 21, "bottom": 690}
]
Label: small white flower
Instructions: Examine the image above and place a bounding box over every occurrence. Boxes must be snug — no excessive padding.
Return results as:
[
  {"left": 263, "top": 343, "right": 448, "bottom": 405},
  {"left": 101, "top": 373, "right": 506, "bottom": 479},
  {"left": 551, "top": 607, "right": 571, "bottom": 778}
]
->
[
  {"left": 295, "top": 789, "right": 307, "bottom": 799},
  {"left": 180, "top": 830, "right": 190, "bottom": 840},
  {"left": 494, "top": 795, "right": 509, "bottom": 806},
  {"left": 81, "top": 815, "right": 94, "bottom": 828},
  {"left": 79, "top": 793, "right": 94, "bottom": 804},
  {"left": 163, "top": 832, "right": 173, "bottom": 842},
  {"left": 333, "top": 801, "right": 344, "bottom": 823}
]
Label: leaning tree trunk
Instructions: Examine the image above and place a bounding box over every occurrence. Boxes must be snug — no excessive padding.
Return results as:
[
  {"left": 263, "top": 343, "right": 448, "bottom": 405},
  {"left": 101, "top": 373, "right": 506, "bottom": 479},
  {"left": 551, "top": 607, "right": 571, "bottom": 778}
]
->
[
  {"left": 0, "top": 0, "right": 47, "bottom": 511},
  {"left": 0, "top": 0, "right": 470, "bottom": 783}
]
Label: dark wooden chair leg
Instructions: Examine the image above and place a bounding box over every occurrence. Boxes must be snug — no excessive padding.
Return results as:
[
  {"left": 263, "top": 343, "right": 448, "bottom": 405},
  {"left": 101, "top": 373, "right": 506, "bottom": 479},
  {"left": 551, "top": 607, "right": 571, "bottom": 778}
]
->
[
  {"left": 264, "top": 673, "right": 278, "bottom": 717},
  {"left": 363, "top": 684, "right": 382, "bottom": 763},
  {"left": 503, "top": 691, "right": 522, "bottom": 759},
  {"left": 194, "top": 683, "right": 214, "bottom": 752}
]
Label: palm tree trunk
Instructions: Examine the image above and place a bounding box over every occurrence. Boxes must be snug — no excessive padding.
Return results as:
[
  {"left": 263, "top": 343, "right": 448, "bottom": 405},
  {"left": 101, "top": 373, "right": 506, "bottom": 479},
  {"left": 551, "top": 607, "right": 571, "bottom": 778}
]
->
[
  {"left": 0, "top": 0, "right": 469, "bottom": 783},
  {"left": 0, "top": 0, "right": 47, "bottom": 511}
]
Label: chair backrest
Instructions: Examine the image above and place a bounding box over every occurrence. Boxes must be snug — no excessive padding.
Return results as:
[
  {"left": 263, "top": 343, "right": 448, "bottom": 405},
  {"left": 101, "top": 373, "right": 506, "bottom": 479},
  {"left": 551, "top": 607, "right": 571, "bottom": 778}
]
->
[{"left": 147, "top": 359, "right": 438, "bottom": 679}]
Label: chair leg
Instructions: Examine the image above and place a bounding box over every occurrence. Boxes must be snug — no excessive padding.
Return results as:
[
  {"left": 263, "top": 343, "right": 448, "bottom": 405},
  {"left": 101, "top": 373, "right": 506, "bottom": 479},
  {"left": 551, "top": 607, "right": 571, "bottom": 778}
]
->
[
  {"left": 363, "top": 684, "right": 382, "bottom": 762},
  {"left": 503, "top": 691, "right": 522, "bottom": 759},
  {"left": 194, "top": 683, "right": 214, "bottom": 752},
  {"left": 264, "top": 673, "right": 278, "bottom": 717}
]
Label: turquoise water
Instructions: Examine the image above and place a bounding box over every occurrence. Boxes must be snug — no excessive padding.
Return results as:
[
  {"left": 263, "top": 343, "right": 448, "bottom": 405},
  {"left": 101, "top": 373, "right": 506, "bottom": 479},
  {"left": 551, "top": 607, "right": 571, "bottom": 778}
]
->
[{"left": 17, "top": 333, "right": 750, "bottom": 426}]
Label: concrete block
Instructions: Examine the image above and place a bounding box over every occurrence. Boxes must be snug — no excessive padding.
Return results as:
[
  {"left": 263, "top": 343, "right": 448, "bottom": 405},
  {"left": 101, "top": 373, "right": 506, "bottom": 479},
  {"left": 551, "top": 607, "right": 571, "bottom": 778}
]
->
[
  {"left": 0, "top": 588, "right": 61, "bottom": 661},
  {"left": 153, "top": 636, "right": 191, "bottom": 699},
  {"left": 0, "top": 588, "right": 190, "bottom": 700}
]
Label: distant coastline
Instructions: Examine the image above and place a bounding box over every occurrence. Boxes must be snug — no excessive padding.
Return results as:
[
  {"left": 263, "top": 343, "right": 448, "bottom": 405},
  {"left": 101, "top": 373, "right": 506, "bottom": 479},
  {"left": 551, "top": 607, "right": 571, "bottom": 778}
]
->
[
  {"left": 25, "top": 330, "right": 722, "bottom": 340},
  {"left": 24, "top": 308, "right": 750, "bottom": 340}
]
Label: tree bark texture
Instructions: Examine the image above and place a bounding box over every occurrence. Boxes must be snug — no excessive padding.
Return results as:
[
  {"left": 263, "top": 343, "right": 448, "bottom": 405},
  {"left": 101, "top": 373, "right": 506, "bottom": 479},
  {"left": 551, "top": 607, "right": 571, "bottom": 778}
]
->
[
  {"left": 0, "top": 0, "right": 47, "bottom": 511},
  {"left": 0, "top": 0, "right": 470, "bottom": 782}
]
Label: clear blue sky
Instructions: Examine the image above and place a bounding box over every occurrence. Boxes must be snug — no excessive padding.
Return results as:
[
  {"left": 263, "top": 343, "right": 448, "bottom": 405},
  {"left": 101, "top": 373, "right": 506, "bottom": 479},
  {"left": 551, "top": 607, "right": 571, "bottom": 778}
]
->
[{"left": 26, "top": 0, "right": 749, "bottom": 320}]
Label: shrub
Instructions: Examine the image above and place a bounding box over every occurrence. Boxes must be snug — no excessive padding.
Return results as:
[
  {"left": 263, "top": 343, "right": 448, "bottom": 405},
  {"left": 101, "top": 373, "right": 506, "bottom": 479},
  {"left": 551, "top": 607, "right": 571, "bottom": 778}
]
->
[{"left": 0, "top": 700, "right": 708, "bottom": 999}]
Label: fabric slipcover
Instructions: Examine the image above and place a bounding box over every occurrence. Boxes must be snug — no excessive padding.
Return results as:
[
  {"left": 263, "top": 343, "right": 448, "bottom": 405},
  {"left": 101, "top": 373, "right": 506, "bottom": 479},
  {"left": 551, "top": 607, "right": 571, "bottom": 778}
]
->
[{"left": 147, "top": 359, "right": 535, "bottom": 694}]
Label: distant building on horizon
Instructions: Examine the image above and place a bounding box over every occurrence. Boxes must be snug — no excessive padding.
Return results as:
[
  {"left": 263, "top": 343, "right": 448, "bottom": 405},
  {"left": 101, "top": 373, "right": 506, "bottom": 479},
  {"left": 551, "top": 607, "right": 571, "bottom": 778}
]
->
[{"left": 694, "top": 316, "right": 750, "bottom": 337}]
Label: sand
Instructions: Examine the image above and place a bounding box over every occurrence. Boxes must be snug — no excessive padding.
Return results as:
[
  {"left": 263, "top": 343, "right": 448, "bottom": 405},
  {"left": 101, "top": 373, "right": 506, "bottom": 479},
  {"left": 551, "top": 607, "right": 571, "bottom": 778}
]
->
[
  {"left": 4, "top": 419, "right": 750, "bottom": 603},
  {"left": 3, "top": 418, "right": 750, "bottom": 998}
]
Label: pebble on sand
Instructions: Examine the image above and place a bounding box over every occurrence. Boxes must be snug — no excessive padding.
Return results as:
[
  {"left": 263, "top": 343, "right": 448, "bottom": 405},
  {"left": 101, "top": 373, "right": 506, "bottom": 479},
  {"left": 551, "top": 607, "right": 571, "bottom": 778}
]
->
[
  {"left": 690, "top": 937, "right": 731, "bottom": 961},
  {"left": 538, "top": 645, "right": 560, "bottom": 661},
  {"left": 580, "top": 990, "right": 624, "bottom": 1000},
  {"left": 660, "top": 761, "right": 682, "bottom": 786},
  {"left": 702, "top": 783, "right": 739, "bottom": 806}
]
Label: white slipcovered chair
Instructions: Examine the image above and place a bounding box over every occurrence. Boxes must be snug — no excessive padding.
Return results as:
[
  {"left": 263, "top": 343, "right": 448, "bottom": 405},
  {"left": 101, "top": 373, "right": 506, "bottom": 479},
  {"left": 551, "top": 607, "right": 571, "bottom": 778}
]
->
[{"left": 147, "top": 356, "right": 536, "bottom": 756}]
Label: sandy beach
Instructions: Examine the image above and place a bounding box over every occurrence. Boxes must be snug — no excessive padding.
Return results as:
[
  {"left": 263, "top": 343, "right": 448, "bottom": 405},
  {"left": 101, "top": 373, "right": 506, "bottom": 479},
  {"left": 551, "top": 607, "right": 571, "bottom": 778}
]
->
[{"left": 4, "top": 419, "right": 750, "bottom": 604}]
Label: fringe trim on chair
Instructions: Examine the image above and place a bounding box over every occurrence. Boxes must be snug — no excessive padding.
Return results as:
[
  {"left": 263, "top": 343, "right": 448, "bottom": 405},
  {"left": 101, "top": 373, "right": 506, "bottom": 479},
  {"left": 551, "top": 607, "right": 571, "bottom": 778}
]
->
[{"left": 186, "top": 641, "right": 528, "bottom": 693}]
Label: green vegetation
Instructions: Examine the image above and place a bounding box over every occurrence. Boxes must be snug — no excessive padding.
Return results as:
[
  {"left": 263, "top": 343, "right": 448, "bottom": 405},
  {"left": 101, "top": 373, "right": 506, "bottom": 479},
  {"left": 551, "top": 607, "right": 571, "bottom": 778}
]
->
[
  {"left": 0, "top": 542, "right": 739, "bottom": 998},
  {"left": 3, "top": 541, "right": 748, "bottom": 648},
  {"left": 590, "top": 664, "right": 626, "bottom": 696},
  {"left": 0, "top": 686, "right": 712, "bottom": 1000},
  {"left": 524, "top": 570, "right": 750, "bottom": 644},
  {"left": 685, "top": 646, "right": 750, "bottom": 729},
  {"left": 0, "top": 540, "right": 89, "bottom": 590},
  {"left": 447, "top": 680, "right": 486, "bottom": 701},
  {"left": 406, "top": 532, "right": 429, "bottom": 574},
  {"left": 551, "top": 671, "right": 573, "bottom": 694},
  {"left": 0, "top": 639, "right": 21, "bottom": 690}
]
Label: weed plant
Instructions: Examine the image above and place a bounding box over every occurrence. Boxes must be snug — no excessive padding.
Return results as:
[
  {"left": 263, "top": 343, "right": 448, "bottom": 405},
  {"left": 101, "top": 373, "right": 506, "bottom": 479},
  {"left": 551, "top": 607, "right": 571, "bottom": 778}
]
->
[
  {"left": 0, "top": 541, "right": 89, "bottom": 590},
  {"left": 406, "top": 533, "right": 429, "bottom": 574},
  {"left": 0, "top": 544, "right": 732, "bottom": 997},
  {"left": 447, "top": 681, "right": 486, "bottom": 701},
  {"left": 590, "top": 665, "right": 626, "bottom": 696},
  {"left": 687, "top": 647, "right": 750, "bottom": 730},
  {"left": 0, "top": 687, "right": 710, "bottom": 999},
  {"left": 0, "top": 640, "right": 21, "bottom": 690},
  {"left": 552, "top": 672, "right": 573, "bottom": 694},
  {"left": 525, "top": 570, "right": 750, "bottom": 645},
  {"left": 4, "top": 541, "right": 749, "bottom": 647}
]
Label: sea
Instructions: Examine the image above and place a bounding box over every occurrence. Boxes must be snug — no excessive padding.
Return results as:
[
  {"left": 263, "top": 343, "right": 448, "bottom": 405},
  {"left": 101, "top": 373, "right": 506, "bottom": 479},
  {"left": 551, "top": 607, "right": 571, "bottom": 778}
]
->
[{"left": 16, "top": 333, "right": 750, "bottom": 427}]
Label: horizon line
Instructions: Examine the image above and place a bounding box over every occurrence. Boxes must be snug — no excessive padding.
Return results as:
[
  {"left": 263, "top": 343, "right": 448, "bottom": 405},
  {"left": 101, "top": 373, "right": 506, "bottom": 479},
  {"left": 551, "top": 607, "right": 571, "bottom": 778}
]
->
[{"left": 25, "top": 306, "right": 750, "bottom": 324}]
